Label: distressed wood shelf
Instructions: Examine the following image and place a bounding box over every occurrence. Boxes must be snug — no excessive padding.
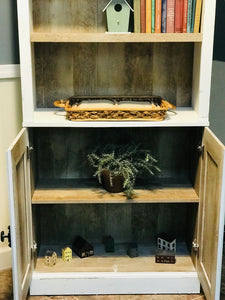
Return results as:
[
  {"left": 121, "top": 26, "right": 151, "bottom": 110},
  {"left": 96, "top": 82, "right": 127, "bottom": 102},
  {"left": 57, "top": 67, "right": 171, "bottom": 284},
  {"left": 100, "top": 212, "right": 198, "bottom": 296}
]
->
[
  {"left": 35, "top": 243, "right": 195, "bottom": 273},
  {"left": 32, "top": 180, "right": 199, "bottom": 204},
  {"left": 30, "top": 32, "right": 203, "bottom": 43}
]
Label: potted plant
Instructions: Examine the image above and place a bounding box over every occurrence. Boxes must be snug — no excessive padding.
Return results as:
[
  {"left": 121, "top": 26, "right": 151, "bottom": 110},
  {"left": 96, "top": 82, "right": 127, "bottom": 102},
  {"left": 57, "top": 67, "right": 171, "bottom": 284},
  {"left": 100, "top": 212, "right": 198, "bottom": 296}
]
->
[{"left": 87, "top": 144, "right": 160, "bottom": 199}]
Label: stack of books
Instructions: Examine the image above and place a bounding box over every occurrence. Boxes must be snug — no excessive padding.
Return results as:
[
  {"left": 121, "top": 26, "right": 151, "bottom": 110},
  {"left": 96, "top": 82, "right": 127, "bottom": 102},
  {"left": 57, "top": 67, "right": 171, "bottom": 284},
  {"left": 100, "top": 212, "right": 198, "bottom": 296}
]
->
[{"left": 133, "top": 0, "right": 203, "bottom": 33}]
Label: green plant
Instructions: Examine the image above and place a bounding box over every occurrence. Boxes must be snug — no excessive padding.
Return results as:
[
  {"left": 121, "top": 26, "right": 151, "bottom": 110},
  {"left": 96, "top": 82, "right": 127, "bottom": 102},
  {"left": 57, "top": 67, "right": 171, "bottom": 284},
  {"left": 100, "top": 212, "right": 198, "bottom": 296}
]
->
[{"left": 87, "top": 144, "right": 160, "bottom": 199}]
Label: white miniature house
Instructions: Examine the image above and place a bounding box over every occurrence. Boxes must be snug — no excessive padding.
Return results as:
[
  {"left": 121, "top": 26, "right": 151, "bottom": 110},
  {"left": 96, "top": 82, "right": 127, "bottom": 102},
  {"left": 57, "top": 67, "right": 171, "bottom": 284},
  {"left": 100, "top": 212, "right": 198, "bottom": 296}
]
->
[
  {"left": 103, "top": 0, "right": 133, "bottom": 32},
  {"left": 157, "top": 233, "right": 176, "bottom": 252}
]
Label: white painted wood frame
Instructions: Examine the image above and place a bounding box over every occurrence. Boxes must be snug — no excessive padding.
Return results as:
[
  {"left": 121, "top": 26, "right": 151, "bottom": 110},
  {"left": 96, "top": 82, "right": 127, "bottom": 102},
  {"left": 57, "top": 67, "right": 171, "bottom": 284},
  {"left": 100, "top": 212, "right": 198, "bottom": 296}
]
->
[
  {"left": 16, "top": 0, "right": 216, "bottom": 127},
  {"left": 192, "top": 0, "right": 217, "bottom": 122},
  {"left": 30, "top": 272, "right": 200, "bottom": 295},
  {"left": 17, "top": 0, "right": 35, "bottom": 124}
]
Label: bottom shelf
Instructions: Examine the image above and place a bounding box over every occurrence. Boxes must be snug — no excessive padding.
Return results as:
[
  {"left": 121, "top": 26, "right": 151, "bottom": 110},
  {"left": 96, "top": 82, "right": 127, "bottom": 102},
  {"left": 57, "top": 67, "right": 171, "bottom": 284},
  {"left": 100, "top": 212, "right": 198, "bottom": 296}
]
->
[{"left": 30, "top": 243, "right": 200, "bottom": 295}]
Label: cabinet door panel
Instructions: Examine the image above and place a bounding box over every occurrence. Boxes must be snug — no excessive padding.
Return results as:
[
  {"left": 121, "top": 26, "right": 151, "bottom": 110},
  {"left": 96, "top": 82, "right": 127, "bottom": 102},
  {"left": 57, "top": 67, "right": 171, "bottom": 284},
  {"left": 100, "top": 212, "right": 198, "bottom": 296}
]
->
[
  {"left": 7, "top": 128, "right": 33, "bottom": 300},
  {"left": 197, "top": 128, "right": 225, "bottom": 300}
]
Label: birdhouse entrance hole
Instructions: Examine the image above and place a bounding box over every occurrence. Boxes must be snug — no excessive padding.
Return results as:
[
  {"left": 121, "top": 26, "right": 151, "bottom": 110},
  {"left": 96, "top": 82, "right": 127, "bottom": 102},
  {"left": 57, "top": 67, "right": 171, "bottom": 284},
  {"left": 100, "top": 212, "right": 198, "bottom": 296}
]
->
[{"left": 114, "top": 4, "right": 122, "bottom": 12}]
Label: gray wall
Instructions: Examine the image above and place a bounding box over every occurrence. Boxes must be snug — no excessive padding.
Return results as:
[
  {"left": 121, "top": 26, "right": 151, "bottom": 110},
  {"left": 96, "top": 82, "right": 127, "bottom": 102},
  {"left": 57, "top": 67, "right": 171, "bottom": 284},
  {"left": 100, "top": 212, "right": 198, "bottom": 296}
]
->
[
  {"left": 209, "top": 0, "right": 225, "bottom": 145},
  {"left": 213, "top": 0, "right": 225, "bottom": 62},
  {"left": 0, "top": 0, "right": 19, "bottom": 64}
]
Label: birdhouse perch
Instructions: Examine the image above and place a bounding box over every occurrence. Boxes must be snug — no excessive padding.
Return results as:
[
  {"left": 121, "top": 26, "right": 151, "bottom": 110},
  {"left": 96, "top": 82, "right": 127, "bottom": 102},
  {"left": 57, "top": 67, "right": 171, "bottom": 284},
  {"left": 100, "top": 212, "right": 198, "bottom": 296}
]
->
[{"left": 103, "top": 0, "right": 134, "bottom": 32}]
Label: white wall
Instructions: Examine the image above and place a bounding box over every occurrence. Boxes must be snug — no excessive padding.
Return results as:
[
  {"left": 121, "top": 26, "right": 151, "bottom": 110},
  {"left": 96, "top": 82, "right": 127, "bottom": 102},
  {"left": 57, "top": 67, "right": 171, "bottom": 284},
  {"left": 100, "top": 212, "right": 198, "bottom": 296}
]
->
[{"left": 0, "top": 65, "right": 22, "bottom": 270}]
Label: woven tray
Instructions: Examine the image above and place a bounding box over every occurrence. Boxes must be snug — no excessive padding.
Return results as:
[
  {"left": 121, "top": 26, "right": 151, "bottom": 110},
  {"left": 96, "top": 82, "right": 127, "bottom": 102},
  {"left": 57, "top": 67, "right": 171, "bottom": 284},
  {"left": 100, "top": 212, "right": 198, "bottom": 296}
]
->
[{"left": 54, "top": 96, "right": 176, "bottom": 121}]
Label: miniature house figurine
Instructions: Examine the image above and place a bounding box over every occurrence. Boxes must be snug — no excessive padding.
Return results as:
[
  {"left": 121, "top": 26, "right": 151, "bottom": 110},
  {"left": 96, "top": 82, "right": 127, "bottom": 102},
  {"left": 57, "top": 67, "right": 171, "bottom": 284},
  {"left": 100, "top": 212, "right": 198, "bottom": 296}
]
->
[
  {"left": 103, "top": 0, "right": 134, "bottom": 32},
  {"left": 72, "top": 236, "right": 94, "bottom": 258},
  {"left": 155, "top": 249, "right": 176, "bottom": 264},
  {"left": 127, "top": 242, "right": 138, "bottom": 258},
  {"left": 62, "top": 246, "right": 72, "bottom": 262},
  {"left": 44, "top": 250, "right": 57, "bottom": 267},
  {"left": 103, "top": 235, "right": 115, "bottom": 252},
  {"left": 157, "top": 233, "right": 176, "bottom": 252}
]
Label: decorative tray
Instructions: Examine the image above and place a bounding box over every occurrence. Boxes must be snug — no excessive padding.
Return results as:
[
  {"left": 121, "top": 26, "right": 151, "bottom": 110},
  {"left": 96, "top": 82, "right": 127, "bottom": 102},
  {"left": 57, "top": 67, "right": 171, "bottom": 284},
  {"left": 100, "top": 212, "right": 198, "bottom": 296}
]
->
[{"left": 54, "top": 96, "right": 176, "bottom": 121}]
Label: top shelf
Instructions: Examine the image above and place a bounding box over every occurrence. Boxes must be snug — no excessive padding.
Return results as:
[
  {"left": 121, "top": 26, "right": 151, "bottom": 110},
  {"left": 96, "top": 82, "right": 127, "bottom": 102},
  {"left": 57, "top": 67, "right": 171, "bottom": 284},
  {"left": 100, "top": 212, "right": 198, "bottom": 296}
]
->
[{"left": 30, "top": 32, "right": 203, "bottom": 43}]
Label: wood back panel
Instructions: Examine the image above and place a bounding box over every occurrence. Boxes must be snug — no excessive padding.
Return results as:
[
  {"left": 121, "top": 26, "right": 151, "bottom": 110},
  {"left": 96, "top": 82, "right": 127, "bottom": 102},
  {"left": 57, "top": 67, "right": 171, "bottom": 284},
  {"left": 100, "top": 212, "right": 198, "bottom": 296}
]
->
[
  {"left": 36, "top": 203, "right": 190, "bottom": 245},
  {"left": 33, "top": 127, "right": 200, "bottom": 182},
  {"left": 34, "top": 43, "right": 193, "bottom": 108}
]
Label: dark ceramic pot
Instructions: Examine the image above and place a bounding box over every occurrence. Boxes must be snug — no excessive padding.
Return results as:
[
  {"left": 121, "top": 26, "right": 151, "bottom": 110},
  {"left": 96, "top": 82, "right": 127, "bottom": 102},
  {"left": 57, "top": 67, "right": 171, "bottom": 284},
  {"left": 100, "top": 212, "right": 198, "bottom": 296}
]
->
[{"left": 101, "top": 170, "right": 125, "bottom": 193}]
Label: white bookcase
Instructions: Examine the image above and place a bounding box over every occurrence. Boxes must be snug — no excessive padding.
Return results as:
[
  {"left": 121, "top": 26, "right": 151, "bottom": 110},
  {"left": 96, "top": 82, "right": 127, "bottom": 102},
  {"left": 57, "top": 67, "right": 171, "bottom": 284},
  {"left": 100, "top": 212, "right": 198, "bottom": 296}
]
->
[{"left": 7, "top": 1, "right": 225, "bottom": 300}]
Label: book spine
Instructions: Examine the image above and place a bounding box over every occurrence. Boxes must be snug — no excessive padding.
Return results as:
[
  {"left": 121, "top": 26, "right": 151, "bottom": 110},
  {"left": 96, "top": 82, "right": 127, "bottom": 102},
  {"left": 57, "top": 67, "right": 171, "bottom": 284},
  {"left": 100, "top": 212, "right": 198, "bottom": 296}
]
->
[
  {"left": 151, "top": 0, "right": 155, "bottom": 32},
  {"left": 155, "top": 0, "right": 162, "bottom": 33},
  {"left": 134, "top": 0, "right": 141, "bottom": 33},
  {"left": 187, "top": 0, "right": 192, "bottom": 32},
  {"left": 175, "top": 0, "right": 183, "bottom": 33},
  {"left": 190, "top": 0, "right": 196, "bottom": 33},
  {"left": 140, "top": 0, "right": 146, "bottom": 33},
  {"left": 146, "top": 0, "right": 152, "bottom": 33},
  {"left": 166, "top": 0, "right": 175, "bottom": 33},
  {"left": 182, "top": 0, "right": 188, "bottom": 32},
  {"left": 193, "top": 0, "right": 202, "bottom": 33},
  {"left": 161, "top": 0, "right": 167, "bottom": 33}
]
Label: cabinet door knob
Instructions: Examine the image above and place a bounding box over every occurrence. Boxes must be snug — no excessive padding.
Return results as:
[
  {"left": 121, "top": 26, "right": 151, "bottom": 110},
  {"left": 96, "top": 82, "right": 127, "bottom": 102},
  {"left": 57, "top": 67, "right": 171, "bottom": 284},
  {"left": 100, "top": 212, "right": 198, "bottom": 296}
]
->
[
  {"left": 1, "top": 226, "right": 11, "bottom": 248},
  {"left": 31, "top": 241, "right": 37, "bottom": 252}
]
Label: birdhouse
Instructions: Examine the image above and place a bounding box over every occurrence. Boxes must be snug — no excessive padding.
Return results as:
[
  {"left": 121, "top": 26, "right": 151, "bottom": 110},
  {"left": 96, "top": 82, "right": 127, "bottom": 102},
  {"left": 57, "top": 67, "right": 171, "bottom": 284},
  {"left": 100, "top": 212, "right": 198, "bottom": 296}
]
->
[
  {"left": 44, "top": 250, "right": 57, "bottom": 267},
  {"left": 103, "top": 0, "right": 134, "bottom": 32},
  {"left": 62, "top": 246, "right": 72, "bottom": 262},
  {"left": 157, "top": 233, "right": 176, "bottom": 253}
]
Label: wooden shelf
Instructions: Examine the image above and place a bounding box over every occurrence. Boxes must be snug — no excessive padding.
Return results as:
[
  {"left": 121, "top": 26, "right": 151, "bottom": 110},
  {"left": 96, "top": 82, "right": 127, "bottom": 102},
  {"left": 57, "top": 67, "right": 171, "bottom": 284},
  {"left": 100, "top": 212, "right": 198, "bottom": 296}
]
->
[
  {"left": 35, "top": 243, "right": 195, "bottom": 273},
  {"left": 30, "top": 32, "right": 203, "bottom": 43},
  {"left": 31, "top": 243, "right": 200, "bottom": 294},
  {"left": 32, "top": 181, "right": 199, "bottom": 204}
]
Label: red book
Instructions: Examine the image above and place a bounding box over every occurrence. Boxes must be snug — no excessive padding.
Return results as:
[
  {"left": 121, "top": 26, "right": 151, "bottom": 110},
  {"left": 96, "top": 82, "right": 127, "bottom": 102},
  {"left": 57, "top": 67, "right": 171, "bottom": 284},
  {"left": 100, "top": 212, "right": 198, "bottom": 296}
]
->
[
  {"left": 175, "top": 0, "right": 183, "bottom": 33},
  {"left": 182, "top": 0, "right": 188, "bottom": 32},
  {"left": 140, "top": 0, "right": 146, "bottom": 33},
  {"left": 166, "top": 0, "right": 175, "bottom": 33},
  {"left": 155, "top": 0, "right": 162, "bottom": 33}
]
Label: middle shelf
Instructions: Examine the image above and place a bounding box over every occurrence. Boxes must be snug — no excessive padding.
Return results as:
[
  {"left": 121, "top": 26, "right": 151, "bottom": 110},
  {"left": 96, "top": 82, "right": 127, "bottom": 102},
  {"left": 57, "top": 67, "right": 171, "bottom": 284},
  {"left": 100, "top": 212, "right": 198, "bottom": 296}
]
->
[
  {"left": 32, "top": 180, "right": 199, "bottom": 204},
  {"left": 30, "top": 32, "right": 203, "bottom": 43}
]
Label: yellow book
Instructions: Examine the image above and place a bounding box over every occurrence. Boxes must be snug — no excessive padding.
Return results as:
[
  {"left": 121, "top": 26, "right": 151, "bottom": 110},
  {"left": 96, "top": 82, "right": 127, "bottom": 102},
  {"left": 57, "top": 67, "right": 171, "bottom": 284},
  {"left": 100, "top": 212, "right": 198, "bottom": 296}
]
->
[
  {"left": 146, "top": 0, "right": 152, "bottom": 33},
  {"left": 194, "top": 0, "right": 203, "bottom": 33},
  {"left": 134, "top": 0, "right": 141, "bottom": 33}
]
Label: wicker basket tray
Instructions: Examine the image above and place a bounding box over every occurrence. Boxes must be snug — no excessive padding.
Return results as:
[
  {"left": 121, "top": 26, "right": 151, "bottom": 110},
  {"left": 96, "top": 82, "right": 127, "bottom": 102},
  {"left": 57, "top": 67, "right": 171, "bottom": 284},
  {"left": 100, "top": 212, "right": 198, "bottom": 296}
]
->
[{"left": 54, "top": 96, "right": 176, "bottom": 121}]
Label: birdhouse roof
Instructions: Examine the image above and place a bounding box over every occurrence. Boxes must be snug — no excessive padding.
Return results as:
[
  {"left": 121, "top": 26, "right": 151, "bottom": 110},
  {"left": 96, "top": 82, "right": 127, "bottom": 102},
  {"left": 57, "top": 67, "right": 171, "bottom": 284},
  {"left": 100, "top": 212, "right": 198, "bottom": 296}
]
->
[{"left": 103, "top": 0, "right": 134, "bottom": 12}]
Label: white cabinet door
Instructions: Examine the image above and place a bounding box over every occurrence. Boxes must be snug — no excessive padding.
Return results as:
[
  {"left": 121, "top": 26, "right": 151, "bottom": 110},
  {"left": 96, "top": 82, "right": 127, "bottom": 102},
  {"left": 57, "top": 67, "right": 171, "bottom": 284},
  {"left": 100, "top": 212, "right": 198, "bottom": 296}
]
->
[
  {"left": 197, "top": 128, "right": 225, "bottom": 300},
  {"left": 7, "top": 128, "right": 33, "bottom": 300}
]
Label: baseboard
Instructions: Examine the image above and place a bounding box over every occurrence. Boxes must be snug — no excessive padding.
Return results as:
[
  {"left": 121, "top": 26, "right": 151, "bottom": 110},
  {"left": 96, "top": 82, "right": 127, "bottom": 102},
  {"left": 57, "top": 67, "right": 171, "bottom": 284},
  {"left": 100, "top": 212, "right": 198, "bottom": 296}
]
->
[{"left": 0, "top": 247, "right": 11, "bottom": 270}]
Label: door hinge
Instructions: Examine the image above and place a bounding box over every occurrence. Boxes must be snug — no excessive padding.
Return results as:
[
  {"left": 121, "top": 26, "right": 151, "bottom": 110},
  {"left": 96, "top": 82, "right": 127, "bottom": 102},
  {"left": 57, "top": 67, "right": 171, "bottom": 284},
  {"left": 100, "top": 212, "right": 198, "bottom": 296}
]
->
[
  {"left": 192, "top": 238, "right": 199, "bottom": 252},
  {"left": 31, "top": 241, "right": 37, "bottom": 252},
  {"left": 197, "top": 144, "right": 205, "bottom": 156},
  {"left": 27, "top": 146, "right": 34, "bottom": 159},
  {"left": 1, "top": 226, "right": 11, "bottom": 248}
]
